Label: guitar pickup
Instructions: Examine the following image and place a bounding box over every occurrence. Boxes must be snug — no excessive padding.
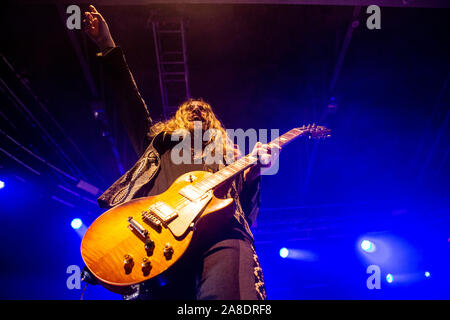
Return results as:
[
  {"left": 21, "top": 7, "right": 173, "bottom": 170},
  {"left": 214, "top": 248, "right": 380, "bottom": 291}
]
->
[
  {"left": 179, "top": 185, "right": 203, "bottom": 201},
  {"left": 148, "top": 201, "right": 178, "bottom": 224}
]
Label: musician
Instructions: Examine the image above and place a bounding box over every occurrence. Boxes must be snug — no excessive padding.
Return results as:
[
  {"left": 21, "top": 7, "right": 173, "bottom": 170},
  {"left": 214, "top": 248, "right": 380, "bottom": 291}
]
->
[{"left": 82, "top": 5, "right": 280, "bottom": 300}]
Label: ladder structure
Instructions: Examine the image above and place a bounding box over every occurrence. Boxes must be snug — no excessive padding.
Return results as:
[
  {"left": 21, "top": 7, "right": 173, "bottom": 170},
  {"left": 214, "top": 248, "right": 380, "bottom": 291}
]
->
[{"left": 151, "top": 17, "right": 191, "bottom": 119}]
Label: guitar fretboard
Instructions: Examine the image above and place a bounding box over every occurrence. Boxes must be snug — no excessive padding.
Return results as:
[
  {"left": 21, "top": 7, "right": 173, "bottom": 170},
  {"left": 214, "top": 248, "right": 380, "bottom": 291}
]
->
[{"left": 194, "top": 127, "right": 306, "bottom": 192}]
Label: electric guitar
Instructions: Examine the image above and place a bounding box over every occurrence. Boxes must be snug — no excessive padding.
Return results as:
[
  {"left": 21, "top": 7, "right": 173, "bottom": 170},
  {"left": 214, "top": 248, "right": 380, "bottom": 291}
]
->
[{"left": 80, "top": 124, "right": 331, "bottom": 293}]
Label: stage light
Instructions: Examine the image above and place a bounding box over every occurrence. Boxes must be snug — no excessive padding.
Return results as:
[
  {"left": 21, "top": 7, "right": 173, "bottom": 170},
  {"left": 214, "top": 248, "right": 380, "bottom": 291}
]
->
[
  {"left": 424, "top": 271, "right": 430, "bottom": 278},
  {"left": 360, "top": 240, "right": 376, "bottom": 253},
  {"left": 0, "top": 180, "right": 4, "bottom": 189},
  {"left": 72, "top": 218, "right": 87, "bottom": 238},
  {"left": 159, "top": 278, "right": 167, "bottom": 287},
  {"left": 71, "top": 218, "right": 83, "bottom": 230},
  {"left": 279, "top": 247, "right": 289, "bottom": 258},
  {"left": 386, "top": 273, "right": 394, "bottom": 283}
]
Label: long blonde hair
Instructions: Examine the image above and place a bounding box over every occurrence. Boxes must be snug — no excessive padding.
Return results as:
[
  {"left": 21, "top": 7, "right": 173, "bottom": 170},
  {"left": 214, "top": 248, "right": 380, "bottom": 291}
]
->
[{"left": 148, "top": 98, "right": 241, "bottom": 162}]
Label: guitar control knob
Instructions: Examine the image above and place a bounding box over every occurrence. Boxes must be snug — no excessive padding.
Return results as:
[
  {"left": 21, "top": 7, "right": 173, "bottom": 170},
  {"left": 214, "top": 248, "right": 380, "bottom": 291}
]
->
[
  {"left": 163, "top": 243, "right": 174, "bottom": 260},
  {"left": 141, "top": 257, "right": 152, "bottom": 276},
  {"left": 123, "top": 254, "right": 134, "bottom": 274},
  {"left": 145, "top": 239, "right": 155, "bottom": 256},
  {"left": 141, "top": 257, "right": 151, "bottom": 268}
]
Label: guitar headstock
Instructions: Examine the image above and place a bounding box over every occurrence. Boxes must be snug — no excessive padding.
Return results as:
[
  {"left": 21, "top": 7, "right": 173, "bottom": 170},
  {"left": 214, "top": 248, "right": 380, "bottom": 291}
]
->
[{"left": 297, "top": 124, "right": 331, "bottom": 140}]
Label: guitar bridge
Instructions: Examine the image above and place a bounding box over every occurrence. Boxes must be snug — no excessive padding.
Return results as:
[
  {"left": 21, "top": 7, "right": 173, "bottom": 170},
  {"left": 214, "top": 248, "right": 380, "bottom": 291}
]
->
[
  {"left": 147, "top": 201, "right": 178, "bottom": 224},
  {"left": 141, "top": 211, "right": 162, "bottom": 231}
]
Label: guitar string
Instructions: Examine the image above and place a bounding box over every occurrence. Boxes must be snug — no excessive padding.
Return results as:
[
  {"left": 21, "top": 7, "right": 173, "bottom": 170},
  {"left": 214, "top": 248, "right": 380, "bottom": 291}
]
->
[
  {"left": 168, "top": 130, "right": 292, "bottom": 210},
  {"left": 151, "top": 130, "right": 297, "bottom": 213},
  {"left": 142, "top": 129, "right": 303, "bottom": 219},
  {"left": 143, "top": 155, "right": 256, "bottom": 219},
  {"left": 142, "top": 128, "right": 322, "bottom": 219}
]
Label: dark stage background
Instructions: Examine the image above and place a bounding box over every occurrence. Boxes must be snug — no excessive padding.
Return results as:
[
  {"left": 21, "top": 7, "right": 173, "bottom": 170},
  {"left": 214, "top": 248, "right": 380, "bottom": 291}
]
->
[{"left": 0, "top": 1, "right": 449, "bottom": 299}]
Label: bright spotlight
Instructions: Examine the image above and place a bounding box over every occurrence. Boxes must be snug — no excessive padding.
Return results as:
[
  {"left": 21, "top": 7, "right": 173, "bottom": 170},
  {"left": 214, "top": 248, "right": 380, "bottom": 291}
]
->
[
  {"left": 386, "top": 273, "right": 394, "bottom": 283},
  {"left": 360, "top": 240, "right": 376, "bottom": 253},
  {"left": 0, "top": 180, "right": 4, "bottom": 189},
  {"left": 279, "top": 247, "right": 289, "bottom": 258},
  {"left": 71, "top": 218, "right": 83, "bottom": 230},
  {"left": 424, "top": 271, "right": 431, "bottom": 278}
]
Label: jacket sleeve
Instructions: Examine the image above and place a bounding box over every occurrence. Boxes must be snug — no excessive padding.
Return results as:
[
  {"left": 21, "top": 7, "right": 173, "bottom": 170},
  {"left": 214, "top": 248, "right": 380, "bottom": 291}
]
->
[
  {"left": 96, "top": 46, "right": 153, "bottom": 156},
  {"left": 239, "top": 174, "right": 261, "bottom": 227}
]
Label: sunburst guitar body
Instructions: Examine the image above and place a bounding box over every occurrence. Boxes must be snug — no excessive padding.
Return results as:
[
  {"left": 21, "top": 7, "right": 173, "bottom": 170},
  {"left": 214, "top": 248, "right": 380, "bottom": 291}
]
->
[{"left": 81, "top": 170, "right": 234, "bottom": 294}]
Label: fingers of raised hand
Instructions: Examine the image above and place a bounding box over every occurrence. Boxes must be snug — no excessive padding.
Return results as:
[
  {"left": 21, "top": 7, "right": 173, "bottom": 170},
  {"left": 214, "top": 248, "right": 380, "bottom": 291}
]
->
[
  {"left": 83, "top": 13, "right": 92, "bottom": 27},
  {"left": 84, "top": 9, "right": 101, "bottom": 22},
  {"left": 88, "top": 5, "right": 105, "bottom": 22},
  {"left": 85, "top": 11, "right": 93, "bottom": 21},
  {"left": 89, "top": 5, "right": 99, "bottom": 13}
]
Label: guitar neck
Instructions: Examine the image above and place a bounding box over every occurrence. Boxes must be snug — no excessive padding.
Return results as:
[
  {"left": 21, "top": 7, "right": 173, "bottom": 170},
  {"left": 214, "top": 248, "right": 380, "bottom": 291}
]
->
[{"left": 193, "top": 127, "right": 307, "bottom": 192}]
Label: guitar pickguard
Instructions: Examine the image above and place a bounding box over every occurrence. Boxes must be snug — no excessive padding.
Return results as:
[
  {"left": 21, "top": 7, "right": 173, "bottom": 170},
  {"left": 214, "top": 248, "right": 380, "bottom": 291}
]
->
[{"left": 166, "top": 190, "right": 213, "bottom": 238}]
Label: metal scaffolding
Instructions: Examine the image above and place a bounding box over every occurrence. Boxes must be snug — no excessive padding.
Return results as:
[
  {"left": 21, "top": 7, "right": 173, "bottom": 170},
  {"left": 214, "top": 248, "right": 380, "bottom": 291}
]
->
[{"left": 150, "top": 16, "right": 191, "bottom": 119}]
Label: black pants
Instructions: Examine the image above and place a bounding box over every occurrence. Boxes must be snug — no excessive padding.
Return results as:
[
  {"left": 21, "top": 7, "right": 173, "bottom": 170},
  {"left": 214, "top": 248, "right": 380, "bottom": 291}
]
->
[{"left": 125, "top": 229, "right": 267, "bottom": 300}]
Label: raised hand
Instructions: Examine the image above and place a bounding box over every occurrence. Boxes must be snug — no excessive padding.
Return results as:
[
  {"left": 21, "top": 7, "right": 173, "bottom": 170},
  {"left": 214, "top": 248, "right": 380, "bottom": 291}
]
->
[{"left": 82, "top": 5, "right": 115, "bottom": 50}]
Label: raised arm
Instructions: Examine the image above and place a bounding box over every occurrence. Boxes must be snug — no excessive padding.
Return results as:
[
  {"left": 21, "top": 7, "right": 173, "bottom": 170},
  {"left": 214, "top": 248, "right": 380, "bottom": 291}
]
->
[{"left": 83, "top": 5, "right": 152, "bottom": 156}]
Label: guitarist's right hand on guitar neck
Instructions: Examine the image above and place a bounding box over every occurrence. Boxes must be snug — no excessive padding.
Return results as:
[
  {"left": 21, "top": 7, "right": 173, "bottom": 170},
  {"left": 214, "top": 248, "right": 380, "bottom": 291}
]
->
[{"left": 82, "top": 5, "right": 116, "bottom": 51}]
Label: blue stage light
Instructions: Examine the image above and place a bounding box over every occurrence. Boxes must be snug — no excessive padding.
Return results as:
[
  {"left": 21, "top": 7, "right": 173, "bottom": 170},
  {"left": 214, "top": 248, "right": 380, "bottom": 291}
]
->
[
  {"left": 279, "top": 247, "right": 289, "bottom": 258},
  {"left": 71, "top": 218, "right": 83, "bottom": 230},
  {"left": 159, "top": 278, "right": 167, "bottom": 287},
  {"left": 360, "top": 240, "right": 376, "bottom": 253},
  {"left": 424, "top": 271, "right": 430, "bottom": 278},
  {"left": 386, "top": 273, "right": 394, "bottom": 283},
  {"left": 0, "top": 180, "right": 4, "bottom": 189}
]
